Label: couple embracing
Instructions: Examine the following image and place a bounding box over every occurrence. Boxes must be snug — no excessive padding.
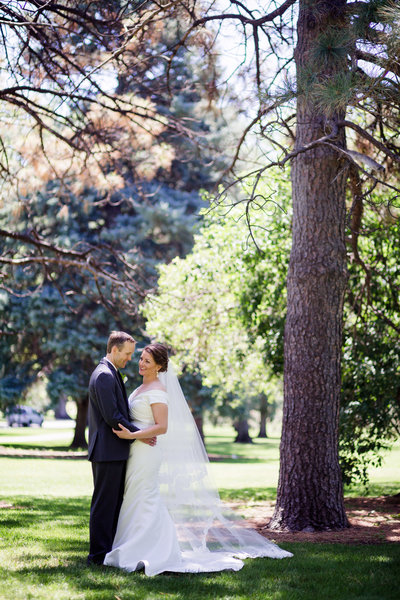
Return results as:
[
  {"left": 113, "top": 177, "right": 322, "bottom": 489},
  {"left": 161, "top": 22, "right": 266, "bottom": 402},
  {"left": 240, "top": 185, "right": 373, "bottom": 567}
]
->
[{"left": 87, "top": 331, "right": 292, "bottom": 576}]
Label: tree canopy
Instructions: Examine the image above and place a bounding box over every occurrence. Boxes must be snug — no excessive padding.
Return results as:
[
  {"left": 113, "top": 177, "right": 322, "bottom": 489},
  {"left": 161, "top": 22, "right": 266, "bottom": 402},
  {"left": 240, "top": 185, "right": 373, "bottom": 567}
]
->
[
  {"left": 0, "top": 1, "right": 228, "bottom": 305},
  {"left": 143, "top": 169, "right": 291, "bottom": 399}
]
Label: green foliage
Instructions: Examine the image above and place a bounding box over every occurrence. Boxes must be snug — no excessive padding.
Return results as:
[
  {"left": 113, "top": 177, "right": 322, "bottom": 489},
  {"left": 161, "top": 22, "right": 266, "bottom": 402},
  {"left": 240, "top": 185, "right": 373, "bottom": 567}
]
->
[
  {"left": 143, "top": 169, "right": 292, "bottom": 419},
  {"left": 353, "top": 0, "right": 391, "bottom": 34},
  {"left": 0, "top": 181, "right": 204, "bottom": 414},
  {"left": 313, "top": 72, "right": 360, "bottom": 115},
  {"left": 311, "top": 29, "right": 353, "bottom": 66},
  {"left": 178, "top": 370, "right": 215, "bottom": 419},
  {"left": 0, "top": 369, "right": 29, "bottom": 408},
  {"left": 0, "top": 297, "right": 41, "bottom": 409},
  {"left": 295, "top": 0, "right": 400, "bottom": 119},
  {"left": 296, "top": 64, "right": 365, "bottom": 116},
  {"left": 340, "top": 207, "right": 400, "bottom": 485},
  {"left": 380, "top": 2, "right": 400, "bottom": 56},
  {"left": 144, "top": 165, "right": 400, "bottom": 485}
]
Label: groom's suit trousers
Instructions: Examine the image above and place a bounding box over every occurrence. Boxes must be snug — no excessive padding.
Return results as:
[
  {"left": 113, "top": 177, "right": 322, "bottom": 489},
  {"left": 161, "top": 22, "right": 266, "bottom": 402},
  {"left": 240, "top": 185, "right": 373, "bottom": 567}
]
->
[{"left": 88, "top": 460, "right": 127, "bottom": 565}]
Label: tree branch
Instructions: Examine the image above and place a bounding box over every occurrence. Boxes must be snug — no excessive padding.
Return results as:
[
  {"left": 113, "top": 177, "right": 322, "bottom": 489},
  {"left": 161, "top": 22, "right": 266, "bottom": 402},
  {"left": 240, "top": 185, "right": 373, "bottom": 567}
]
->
[
  {"left": 338, "top": 120, "right": 400, "bottom": 164},
  {"left": 0, "top": 228, "right": 91, "bottom": 259}
]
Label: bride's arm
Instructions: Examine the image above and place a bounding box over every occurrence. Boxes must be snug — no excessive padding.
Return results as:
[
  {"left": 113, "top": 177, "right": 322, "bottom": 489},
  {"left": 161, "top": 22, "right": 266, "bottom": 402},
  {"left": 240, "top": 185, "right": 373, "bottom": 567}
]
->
[{"left": 113, "top": 403, "right": 168, "bottom": 440}]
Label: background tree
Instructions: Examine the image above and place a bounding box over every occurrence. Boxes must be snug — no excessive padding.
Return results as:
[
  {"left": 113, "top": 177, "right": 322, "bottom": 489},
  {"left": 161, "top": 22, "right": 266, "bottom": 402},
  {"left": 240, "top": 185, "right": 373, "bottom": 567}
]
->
[
  {"left": 0, "top": 333, "right": 35, "bottom": 410},
  {"left": 0, "top": 174, "right": 207, "bottom": 446},
  {"left": 0, "top": 2, "right": 234, "bottom": 445},
  {"left": 144, "top": 165, "right": 400, "bottom": 485},
  {"left": 143, "top": 169, "right": 291, "bottom": 442},
  {"left": 0, "top": 1, "right": 231, "bottom": 296},
  {"left": 340, "top": 191, "right": 400, "bottom": 486}
]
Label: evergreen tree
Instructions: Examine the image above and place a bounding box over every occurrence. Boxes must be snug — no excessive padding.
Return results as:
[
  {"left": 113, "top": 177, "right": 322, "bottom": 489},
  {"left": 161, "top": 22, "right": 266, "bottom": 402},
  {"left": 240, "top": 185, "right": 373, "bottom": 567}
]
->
[
  {"left": 0, "top": 180, "right": 204, "bottom": 446},
  {"left": 1, "top": 4, "right": 234, "bottom": 445}
]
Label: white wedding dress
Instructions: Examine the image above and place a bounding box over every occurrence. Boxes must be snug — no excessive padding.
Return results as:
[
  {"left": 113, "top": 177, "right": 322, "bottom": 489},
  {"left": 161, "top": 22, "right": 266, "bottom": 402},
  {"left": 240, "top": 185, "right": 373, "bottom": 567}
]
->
[{"left": 104, "top": 386, "right": 292, "bottom": 576}]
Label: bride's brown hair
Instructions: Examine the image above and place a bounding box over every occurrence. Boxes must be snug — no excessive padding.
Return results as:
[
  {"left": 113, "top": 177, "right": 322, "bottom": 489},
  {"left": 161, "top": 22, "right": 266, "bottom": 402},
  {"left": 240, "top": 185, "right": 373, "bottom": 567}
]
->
[{"left": 144, "top": 343, "right": 169, "bottom": 372}]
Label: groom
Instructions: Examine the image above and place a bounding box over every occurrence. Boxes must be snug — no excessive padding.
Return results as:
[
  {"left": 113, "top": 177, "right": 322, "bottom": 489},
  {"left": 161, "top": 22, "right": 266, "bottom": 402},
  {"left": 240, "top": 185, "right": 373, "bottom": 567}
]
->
[{"left": 87, "top": 331, "right": 154, "bottom": 566}]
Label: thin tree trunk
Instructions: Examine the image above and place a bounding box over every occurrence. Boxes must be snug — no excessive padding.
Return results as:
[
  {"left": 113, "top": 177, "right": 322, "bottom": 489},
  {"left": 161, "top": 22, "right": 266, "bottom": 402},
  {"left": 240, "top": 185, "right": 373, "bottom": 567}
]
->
[
  {"left": 258, "top": 393, "right": 268, "bottom": 438},
  {"left": 269, "top": 0, "right": 350, "bottom": 531},
  {"left": 70, "top": 395, "right": 88, "bottom": 449},
  {"left": 234, "top": 419, "right": 253, "bottom": 444}
]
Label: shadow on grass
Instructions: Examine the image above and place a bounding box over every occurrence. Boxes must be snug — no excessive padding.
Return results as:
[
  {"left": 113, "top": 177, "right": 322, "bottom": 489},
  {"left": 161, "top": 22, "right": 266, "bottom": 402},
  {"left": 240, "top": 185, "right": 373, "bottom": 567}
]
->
[
  {"left": 205, "top": 438, "right": 280, "bottom": 449},
  {"left": 1, "top": 496, "right": 400, "bottom": 599},
  {"left": 1, "top": 440, "right": 280, "bottom": 463},
  {"left": 0, "top": 443, "right": 77, "bottom": 450},
  {"left": 1, "top": 543, "right": 400, "bottom": 600},
  {"left": 205, "top": 439, "right": 281, "bottom": 464},
  {"left": 208, "top": 457, "right": 271, "bottom": 464},
  {"left": 0, "top": 496, "right": 90, "bottom": 528},
  {"left": 2, "top": 446, "right": 265, "bottom": 463},
  {"left": 0, "top": 444, "right": 88, "bottom": 459}
]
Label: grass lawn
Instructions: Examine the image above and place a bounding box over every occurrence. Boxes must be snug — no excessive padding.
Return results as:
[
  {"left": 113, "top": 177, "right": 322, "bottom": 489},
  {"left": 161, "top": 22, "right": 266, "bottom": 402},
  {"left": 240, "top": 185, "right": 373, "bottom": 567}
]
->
[
  {"left": 0, "top": 422, "right": 399, "bottom": 599},
  {"left": 204, "top": 425, "right": 400, "bottom": 501}
]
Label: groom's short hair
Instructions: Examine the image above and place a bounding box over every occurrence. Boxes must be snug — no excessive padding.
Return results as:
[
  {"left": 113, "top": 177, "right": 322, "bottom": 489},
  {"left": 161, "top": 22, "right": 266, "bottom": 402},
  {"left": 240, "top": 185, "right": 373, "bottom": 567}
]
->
[{"left": 107, "top": 331, "right": 136, "bottom": 353}]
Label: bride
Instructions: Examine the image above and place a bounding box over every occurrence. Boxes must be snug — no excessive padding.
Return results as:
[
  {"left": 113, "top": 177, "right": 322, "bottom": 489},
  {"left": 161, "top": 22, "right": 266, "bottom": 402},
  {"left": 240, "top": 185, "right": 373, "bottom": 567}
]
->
[{"left": 104, "top": 343, "right": 292, "bottom": 576}]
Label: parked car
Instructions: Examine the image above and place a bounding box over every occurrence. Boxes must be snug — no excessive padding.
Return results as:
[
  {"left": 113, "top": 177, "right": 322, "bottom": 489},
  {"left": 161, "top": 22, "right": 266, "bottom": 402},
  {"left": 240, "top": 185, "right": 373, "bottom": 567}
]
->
[{"left": 6, "top": 405, "right": 44, "bottom": 427}]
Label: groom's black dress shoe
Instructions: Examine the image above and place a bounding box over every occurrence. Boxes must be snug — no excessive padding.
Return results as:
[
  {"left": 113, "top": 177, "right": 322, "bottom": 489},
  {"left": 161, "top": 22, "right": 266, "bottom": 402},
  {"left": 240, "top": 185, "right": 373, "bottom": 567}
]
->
[{"left": 87, "top": 558, "right": 105, "bottom": 567}]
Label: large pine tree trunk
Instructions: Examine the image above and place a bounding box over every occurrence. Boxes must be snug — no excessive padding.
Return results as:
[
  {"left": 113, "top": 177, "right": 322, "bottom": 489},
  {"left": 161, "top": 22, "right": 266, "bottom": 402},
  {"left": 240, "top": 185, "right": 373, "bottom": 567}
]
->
[{"left": 269, "top": 0, "right": 349, "bottom": 531}]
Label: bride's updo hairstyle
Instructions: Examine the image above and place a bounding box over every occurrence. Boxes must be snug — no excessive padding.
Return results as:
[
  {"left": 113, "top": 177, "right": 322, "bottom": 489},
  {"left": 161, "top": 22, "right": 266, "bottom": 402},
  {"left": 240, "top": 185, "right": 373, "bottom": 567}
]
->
[{"left": 144, "top": 343, "right": 169, "bottom": 373}]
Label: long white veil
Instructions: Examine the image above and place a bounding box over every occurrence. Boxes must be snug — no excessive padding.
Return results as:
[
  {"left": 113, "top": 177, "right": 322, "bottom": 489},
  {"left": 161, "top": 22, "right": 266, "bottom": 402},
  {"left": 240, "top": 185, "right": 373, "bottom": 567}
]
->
[{"left": 158, "top": 363, "right": 292, "bottom": 560}]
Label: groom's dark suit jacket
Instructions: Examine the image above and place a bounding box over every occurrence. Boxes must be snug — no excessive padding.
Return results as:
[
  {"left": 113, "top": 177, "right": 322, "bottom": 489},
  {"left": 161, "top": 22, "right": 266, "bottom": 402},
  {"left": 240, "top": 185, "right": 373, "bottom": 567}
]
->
[{"left": 88, "top": 358, "right": 138, "bottom": 462}]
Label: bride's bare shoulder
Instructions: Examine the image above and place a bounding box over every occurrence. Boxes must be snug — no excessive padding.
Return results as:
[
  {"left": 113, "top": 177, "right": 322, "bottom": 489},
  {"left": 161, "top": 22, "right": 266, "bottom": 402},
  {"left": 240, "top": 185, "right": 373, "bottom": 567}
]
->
[{"left": 151, "top": 382, "right": 167, "bottom": 393}]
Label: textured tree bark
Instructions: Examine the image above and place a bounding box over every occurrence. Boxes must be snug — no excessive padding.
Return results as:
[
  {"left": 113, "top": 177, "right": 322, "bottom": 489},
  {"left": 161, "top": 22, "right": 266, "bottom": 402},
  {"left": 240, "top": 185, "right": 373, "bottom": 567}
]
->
[
  {"left": 70, "top": 395, "right": 88, "bottom": 449},
  {"left": 269, "top": 0, "right": 350, "bottom": 531}
]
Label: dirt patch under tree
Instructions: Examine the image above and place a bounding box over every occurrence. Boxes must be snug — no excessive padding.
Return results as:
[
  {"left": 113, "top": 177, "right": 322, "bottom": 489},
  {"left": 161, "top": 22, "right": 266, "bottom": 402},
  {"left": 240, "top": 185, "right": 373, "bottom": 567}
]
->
[{"left": 240, "top": 495, "right": 400, "bottom": 544}]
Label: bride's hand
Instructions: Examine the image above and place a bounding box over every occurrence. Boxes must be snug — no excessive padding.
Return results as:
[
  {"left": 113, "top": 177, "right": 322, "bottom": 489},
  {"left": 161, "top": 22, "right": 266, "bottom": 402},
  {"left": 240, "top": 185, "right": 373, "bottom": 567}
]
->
[{"left": 141, "top": 436, "right": 157, "bottom": 446}]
